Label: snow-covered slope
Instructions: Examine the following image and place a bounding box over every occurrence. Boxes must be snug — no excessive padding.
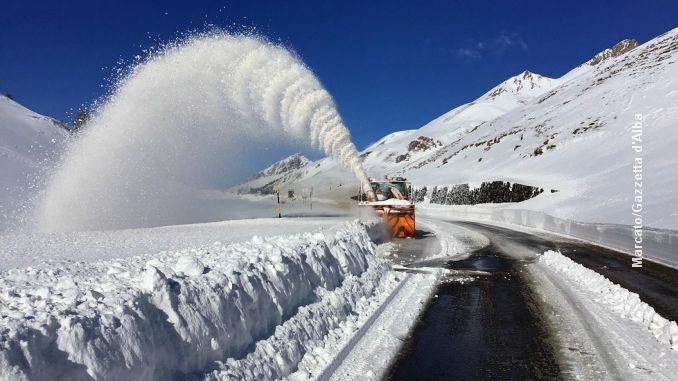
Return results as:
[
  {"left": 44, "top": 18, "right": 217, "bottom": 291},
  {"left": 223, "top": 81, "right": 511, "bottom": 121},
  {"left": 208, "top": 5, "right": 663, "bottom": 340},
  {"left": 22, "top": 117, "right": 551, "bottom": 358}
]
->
[
  {"left": 0, "top": 96, "right": 68, "bottom": 230},
  {"left": 400, "top": 29, "right": 677, "bottom": 229},
  {"left": 357, "top": 70, "right": 559, "bottom": 175},
  {"left": 246, "top": 27, "right": 678, "bottom": 230}
]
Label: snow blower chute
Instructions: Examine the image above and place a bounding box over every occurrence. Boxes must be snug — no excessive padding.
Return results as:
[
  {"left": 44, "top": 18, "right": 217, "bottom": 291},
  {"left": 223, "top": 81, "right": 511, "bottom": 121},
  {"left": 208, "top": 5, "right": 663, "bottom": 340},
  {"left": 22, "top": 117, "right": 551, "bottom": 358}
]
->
[{"left": 359, "top": 176, "right": 415, "bottom": 238}]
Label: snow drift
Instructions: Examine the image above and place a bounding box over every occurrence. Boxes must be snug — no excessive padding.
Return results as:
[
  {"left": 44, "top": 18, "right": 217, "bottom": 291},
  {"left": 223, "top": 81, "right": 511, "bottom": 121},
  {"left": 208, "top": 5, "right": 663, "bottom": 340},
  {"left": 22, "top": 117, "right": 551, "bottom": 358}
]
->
[
  {"left": 539, "top": 250, "right": 678, "bottom": 351},
  {"left": 0, "top": 221, "right": 393, "bottom": 381},
  {"left": 36, "top": 33, "right": 368, "bottom": 232}
]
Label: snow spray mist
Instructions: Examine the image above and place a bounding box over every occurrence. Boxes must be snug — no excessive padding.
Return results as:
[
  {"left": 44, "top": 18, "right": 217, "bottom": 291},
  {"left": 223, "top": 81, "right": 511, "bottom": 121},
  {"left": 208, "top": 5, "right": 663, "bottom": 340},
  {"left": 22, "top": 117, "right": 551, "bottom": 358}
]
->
[{"left": 36, "top": 33, "right": 369, "bottom": 231}]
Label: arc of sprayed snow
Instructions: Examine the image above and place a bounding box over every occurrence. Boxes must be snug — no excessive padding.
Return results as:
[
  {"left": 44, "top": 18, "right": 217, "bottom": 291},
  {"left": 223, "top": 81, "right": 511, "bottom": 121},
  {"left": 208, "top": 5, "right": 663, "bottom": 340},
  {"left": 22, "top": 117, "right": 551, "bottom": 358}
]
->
[
  {"left": 262, "top": 65, "right": 299, "bottom": 128},
  {"left": 311, "top": 108, "right": 341, "bottom": 148},
  {"left": 225, "top": 37, "right": 369, "bottom": 187},
  {"left": 289, "top": 90, "right": 328, "bottom": 135},
  {"left": 36, "top": 34, "right": 372, "bottom": 232},
  {"left": 279, "top": 79, "right": 309, "bottom": 134}
]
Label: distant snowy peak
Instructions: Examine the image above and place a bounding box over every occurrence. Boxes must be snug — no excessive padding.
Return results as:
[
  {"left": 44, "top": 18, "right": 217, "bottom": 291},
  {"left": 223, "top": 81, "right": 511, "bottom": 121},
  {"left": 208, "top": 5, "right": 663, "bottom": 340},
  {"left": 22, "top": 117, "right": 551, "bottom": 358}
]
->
[
  {"left": 483, "top": 70, "right": 558, "bottom": 101},
  {"left": 232, "top": 153, "right": 314, "bottom": 195},
  {"left": 423, "top": 71, "right": 558, "bottom": 131},
  {"left": 587, "top": 38, "right": 638, "bottom": 66},
  {"left": 559, "top": 38, "right": 640, "bottom": 82},
  {"left": 338, "top": 70, "right": 560, "bottom": 172},
  {"left": 248, "top": 153, "right": 310, "bottom": 181}
]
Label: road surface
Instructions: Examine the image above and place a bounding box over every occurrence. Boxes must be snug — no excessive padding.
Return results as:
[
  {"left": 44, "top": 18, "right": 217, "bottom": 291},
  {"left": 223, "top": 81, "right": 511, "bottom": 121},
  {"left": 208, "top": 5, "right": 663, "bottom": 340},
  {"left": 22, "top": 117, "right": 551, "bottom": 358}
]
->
[{"left": 383, "top": 218, "right": 678, "bottom": 381}]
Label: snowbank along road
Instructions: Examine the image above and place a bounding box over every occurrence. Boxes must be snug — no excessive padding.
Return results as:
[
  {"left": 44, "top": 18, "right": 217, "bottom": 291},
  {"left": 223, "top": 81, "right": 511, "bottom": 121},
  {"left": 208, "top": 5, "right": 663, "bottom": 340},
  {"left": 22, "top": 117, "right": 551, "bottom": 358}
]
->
[
  {"left": 0, "top": 218, "right": 450, "bottom": 381},
  {"left": 1, "top": 216, "right": 677, "bottom": 381}
]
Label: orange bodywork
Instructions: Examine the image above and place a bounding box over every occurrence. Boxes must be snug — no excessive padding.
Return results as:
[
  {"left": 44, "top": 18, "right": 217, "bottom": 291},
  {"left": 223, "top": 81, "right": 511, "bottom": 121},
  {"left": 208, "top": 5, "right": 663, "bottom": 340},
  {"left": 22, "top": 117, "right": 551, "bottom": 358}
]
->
[
  {"left": 360, "top": 177, "right": 415, "bottom": 239},
  {"left": 369, "top": 204, "right": 416, "bottom": 238}
]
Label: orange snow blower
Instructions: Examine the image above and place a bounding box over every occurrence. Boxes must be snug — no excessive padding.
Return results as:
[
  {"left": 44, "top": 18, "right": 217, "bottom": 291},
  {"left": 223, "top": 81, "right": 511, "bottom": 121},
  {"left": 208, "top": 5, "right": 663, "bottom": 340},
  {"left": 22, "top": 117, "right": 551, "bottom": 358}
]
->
[{"left": 359, "top": 176, "right": 415, "bottom": 238}]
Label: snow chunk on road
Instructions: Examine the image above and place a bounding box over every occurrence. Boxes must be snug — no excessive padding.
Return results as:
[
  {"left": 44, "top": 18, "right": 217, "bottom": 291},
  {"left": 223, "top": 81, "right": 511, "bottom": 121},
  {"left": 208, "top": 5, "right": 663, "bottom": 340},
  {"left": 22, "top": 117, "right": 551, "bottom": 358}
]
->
[
  {"left": 540, "top": 250, "right": 678, "bottom": 351},
  {"left": 0, "top": 221, "right": 386, "bottom": 381}
]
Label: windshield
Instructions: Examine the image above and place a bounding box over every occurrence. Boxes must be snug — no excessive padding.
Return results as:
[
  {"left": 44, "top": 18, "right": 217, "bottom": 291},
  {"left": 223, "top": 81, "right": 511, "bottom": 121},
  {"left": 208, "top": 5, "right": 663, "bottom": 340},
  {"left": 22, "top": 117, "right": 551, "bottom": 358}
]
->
[{"left": 370, "top": 181, "right": 410, "bottom": 200}]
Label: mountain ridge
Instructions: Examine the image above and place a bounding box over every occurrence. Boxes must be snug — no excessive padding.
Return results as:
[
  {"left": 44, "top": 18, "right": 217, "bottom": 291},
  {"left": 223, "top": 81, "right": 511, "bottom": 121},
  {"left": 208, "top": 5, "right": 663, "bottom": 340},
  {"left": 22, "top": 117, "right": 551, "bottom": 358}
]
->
[{"left": 240, "top": 27, "right": 678, "bottom": 229}]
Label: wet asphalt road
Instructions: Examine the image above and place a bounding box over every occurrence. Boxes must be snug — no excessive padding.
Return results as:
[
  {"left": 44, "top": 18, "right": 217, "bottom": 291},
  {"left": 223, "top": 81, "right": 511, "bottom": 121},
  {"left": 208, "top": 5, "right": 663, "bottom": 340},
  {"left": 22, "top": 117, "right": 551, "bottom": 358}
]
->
[
  {"left": 454, "top": 221, "right": 678, "bottom": 322},
  {"left": 385, "top": 219, "right": 678, "bottom": 381},
  {"left": 387, "top": 228, "right": 441, "bottom": 267},
  {"left": 386, "top": 222, "right": 561, "bottom": 381}
]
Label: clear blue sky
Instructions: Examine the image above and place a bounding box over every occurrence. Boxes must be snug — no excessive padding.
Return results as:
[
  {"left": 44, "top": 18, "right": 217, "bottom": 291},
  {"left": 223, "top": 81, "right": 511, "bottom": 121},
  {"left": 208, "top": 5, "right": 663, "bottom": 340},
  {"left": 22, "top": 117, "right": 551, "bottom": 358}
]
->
[{"left": 2, "top": 0, "right": 677, "bottom": 149}]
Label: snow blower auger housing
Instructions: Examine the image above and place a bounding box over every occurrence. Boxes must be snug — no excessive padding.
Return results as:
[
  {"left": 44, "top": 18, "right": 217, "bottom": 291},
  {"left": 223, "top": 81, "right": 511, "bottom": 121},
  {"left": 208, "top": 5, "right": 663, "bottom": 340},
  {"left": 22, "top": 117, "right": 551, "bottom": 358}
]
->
[{"left": 359, "top": 176, "right": 415, "bottom": 238}]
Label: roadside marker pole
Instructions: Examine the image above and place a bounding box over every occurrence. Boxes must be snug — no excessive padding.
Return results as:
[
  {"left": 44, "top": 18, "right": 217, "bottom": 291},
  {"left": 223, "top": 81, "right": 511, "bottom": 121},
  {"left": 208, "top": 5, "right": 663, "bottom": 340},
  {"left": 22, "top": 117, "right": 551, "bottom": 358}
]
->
[{"left": 275, "top": 180, "right": 282, "bottom": 218}]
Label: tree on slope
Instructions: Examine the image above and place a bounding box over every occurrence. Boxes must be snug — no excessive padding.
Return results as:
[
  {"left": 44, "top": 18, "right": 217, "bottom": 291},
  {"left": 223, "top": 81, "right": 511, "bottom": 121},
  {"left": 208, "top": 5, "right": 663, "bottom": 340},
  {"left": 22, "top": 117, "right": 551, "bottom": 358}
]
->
[{"left": 72, "top": 107, "right": 91, "bottom": 133}]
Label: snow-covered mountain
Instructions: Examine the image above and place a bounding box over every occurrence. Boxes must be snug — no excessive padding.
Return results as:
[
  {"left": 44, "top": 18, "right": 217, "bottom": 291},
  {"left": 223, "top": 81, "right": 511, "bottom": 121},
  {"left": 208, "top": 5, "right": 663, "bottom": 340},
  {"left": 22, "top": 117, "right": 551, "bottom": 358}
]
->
[
  {"left": 356, "top": 70, "right": 559, "bottom": 176},
  {"left": 0, "top": 95, "right": 69, "bottom": 229},
  {"left": 240, "top": 27, "right": 678, "bottom": 229},
  {"left": 248, "top": 153, "right": 310, "bottom": 182},
  {"left": 586, "top": 38, "right": 638, "bottom": 66},
  {"left": 399, "top": 30, "right": 676, "bottom": 229},
  {"left": 233, "top": 153, "right": 311, "bottom": 194}
]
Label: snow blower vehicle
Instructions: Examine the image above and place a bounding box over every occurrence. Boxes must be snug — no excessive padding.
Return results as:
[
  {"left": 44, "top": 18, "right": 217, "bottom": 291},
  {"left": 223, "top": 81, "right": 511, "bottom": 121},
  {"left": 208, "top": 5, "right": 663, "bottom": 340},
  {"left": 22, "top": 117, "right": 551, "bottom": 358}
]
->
[{"left": 359, "top": 176, "right": 415, "bottom": 238}]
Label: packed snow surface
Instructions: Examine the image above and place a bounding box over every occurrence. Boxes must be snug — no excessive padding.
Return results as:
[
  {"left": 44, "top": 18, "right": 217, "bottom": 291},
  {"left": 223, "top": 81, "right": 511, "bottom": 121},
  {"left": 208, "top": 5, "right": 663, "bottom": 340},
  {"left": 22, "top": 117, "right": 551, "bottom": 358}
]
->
[
  {"left": 0, "top": 216, "right": 348, "bottom": 271},
  {"left": 532, "top": 249, "right": 678, "bottom": 380},
  {"left": 539, "top": 250, "right": 678, "bottom": 351},
  {"left": 0, "top": 221, "right": 394, "bottom": 381}
]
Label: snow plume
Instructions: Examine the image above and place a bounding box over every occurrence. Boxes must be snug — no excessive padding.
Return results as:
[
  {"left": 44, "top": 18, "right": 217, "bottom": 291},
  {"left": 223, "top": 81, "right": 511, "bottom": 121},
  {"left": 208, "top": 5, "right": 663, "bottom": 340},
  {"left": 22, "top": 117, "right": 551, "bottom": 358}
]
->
[{"left": 35, "top": 32, "right": 368, "bottom": 231}]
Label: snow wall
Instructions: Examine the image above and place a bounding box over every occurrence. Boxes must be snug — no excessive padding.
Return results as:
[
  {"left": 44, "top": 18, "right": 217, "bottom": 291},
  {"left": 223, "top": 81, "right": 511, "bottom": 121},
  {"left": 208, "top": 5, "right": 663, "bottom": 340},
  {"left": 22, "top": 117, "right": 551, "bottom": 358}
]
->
[
  {"left": 0, "top": 221, "right": 391, "bottom": 381},
  {"left": 419, "top": 205, "right": 678, "bottom": 269}
]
